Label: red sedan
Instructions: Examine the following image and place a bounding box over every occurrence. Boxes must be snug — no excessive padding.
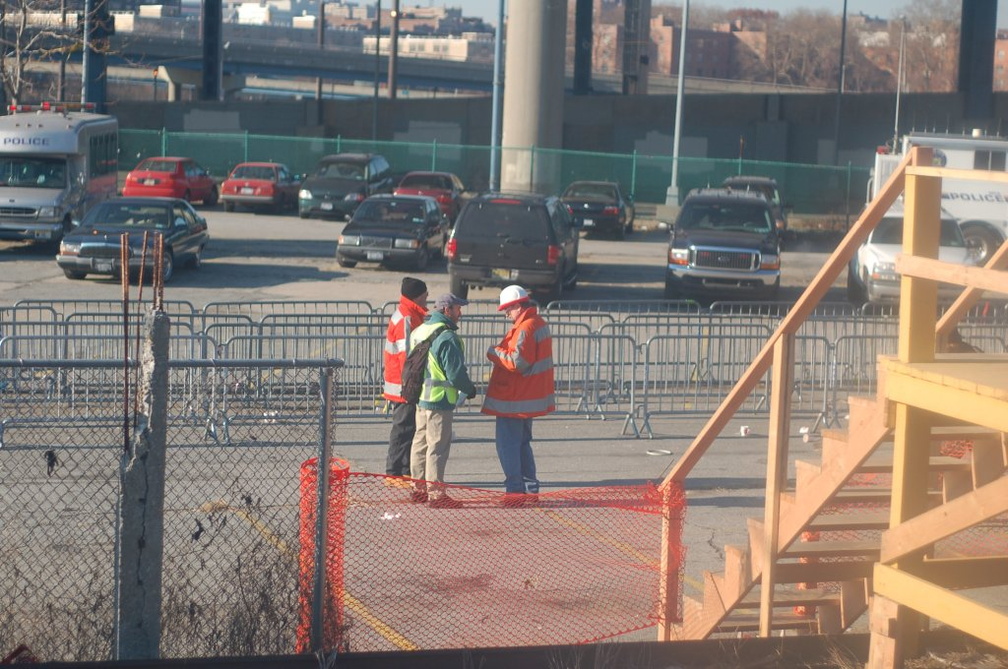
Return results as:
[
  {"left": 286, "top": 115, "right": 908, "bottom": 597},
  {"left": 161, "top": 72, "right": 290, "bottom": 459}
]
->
[
  {"left": 122, "top": 156, "right": 219, "bottom": 206},
  {"left": 220, "top": 162, "right": 302, "bottom": 213},
  {"left": 393, "top": 171, "right": 467, "bottom": 222}
]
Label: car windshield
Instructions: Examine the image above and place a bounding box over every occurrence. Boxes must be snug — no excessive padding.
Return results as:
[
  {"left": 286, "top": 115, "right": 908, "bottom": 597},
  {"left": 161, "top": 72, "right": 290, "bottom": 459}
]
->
[
  {"left": 871, "top": 217, "right": 965, "bottom": 247},
  {"left": 82, "top": 202, "right": 171, "bottom": 229},
  {"left": 0, "top": 157, "right": 67, "bottom": 188},
  {"left": 679, "top": 202, "right": 773, "bottom": 233},
  {"left": 231, "top": 165, "right": 275, "bottom": 180},
  {"left": 138, "top": 159, "right": 179, "bottom": 173},
  {"left": 354, "top": 200, "right": 426, "bottom": 224},
  {"left": 319, "top": 162, "right": 364, "bottom": 180},
  {"left": 399, "top": 174, "right": 450, "bottom": 189},
  {"left": 564, "top": 183, "right": 616, "bottom": 200}
]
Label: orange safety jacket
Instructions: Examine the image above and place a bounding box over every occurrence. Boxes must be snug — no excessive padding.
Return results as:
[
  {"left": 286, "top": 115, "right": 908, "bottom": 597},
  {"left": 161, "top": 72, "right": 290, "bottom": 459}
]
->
[
  {"left": 481, "top": 305, "right": 555, "bottom": 418},
  {"left": 382, "top": 296, "right": 429, "bottom": 402}
]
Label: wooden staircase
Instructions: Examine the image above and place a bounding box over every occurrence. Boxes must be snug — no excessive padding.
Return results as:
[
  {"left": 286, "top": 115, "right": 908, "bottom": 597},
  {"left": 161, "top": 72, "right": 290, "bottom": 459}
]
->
[
  {"left": 675, "top": 391, "right": 1002, "bottom": 640},
  {"left": 655, "top": 148, "right": 1008, "bottom": 664}
]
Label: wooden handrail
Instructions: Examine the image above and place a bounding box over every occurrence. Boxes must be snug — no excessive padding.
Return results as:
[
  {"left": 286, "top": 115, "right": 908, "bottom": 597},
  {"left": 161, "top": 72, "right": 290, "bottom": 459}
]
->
[{"left": 661, "top": 148, "right": 916, "bottom": 486}]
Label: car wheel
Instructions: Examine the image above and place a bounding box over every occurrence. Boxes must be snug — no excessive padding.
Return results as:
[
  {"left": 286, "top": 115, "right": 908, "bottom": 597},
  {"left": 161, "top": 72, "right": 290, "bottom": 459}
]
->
[
  {"left": 337, "top": 256, "right": 357, "bottom": 269},
  {"left": 449, "top": 273, "right": 468, "bottom": 299},
  {"left": 204, "top": 187, "right": 219, "bottom": 207},
  {"left": 224, "top": 201, "right": 235, "bottom": 212},
  {"left": 961, "top": 224, "right": 1002, "bottom": 265},
  {"left": 664, "top": 277, "right": 678, "bottom": 300},
  {"left": 846, "top": 264, "right": 866, "bottom": 304},
  {"left": 160, "top": 250, "right": 174, "bottom": 283},
  {"left": 414, "top": 247, "right": 429, "bottom": 271},
  {"left": 62, "top": 268, "right": 87, "bottom": 280},
  {"left": 191, "top": 245, "right": 204, "bottom": 270}
]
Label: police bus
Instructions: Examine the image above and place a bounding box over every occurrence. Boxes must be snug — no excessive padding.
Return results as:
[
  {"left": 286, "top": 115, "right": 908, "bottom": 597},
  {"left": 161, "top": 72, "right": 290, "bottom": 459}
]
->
[{"left": 0, "top": 103, "right": 118, "bottom": 244}]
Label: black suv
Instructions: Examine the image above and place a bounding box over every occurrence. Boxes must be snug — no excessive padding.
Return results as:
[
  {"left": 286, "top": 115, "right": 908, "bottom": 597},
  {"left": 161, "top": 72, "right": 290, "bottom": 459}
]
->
[
  {"left": 665, "top": 188, "right": 781, "bottom": 300},
  {"left": 298, "top": 153, "right": 394, "bottom": 220},
  {"left": 447, "top": 192, "right": 580, "bottom": 302}
]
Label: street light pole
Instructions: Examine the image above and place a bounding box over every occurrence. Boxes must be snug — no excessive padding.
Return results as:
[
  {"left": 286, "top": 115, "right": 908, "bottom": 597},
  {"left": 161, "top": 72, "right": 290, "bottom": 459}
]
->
[
  {"left": 387, "top": 0, "right": 400, "bottom": 99},
  {"left": 489, "top": 0, "right": 505, "bottom": 191},
  {"left": 315, "top": 0, "right": 325, "bottom": 104},
  {"left": 665, "top": 0, "right": 689, "bottom": 206},
  {"left": 832, "top": 0, "right": 847, "bottom": 166},
  {"left": 893, "top": 17, "right": 906, "bottom": 151},
  {"left": 372, "top": 0, "right": 381, "bottom": 143}
]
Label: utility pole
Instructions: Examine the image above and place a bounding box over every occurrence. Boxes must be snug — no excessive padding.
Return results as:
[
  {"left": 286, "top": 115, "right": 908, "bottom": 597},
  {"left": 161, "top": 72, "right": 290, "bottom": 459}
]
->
[{"left": 387, "top": 0, "right": 400, "bottom": 99}]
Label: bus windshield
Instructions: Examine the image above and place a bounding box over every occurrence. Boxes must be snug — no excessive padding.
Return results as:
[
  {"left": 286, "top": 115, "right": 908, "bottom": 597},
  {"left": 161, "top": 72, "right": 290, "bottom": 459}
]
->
[{"left": 0, "top": 157, "right": 68, "bottom": 188}]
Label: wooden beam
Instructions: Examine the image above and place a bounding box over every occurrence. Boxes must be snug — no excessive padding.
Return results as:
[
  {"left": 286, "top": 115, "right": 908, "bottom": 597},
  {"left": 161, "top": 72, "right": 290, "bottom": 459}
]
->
[
  {"left": 759, "top": 334, "right": 795, "bottom": 637},
  {"left": 884, "top": 365, "right": 1008, "bottom": 434},
  {"left": 935, "top": 240, "right": 1008, "bottom": 341},
  {"left": 897, "top": 255, "right": 1008, "bottom": 295},
  {"left": 873, "top": 564, "right": 1008, "bottom": 651},
  {"left": 915, "top": 556, "right": 1008, "bottom": 589},
  {"left": 881, "top": 475, "right": 1008, "bottom": 563},
  {"left": 898, "top": 155, "right": 940, "bottom": 364},
  {"left": 907, "top": 164, "right": 1008, "bottom": 184}
]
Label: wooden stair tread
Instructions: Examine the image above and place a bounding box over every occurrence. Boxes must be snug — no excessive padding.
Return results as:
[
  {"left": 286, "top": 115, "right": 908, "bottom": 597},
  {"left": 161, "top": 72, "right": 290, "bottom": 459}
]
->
[
  {"left": 857, "top": 455, "right": 972, "bottom": 473},
  {"left": 736, "top": 588, "right": 839, "bottom": 608},
  {"left": 808, "top": 511, "right": 890, "bottom": 531},
  {"left": 781, "top": 539, "right": 880, "bottom": 559},
  {"left": 714, "top": 611, "right": 819, "bottom": 633}
]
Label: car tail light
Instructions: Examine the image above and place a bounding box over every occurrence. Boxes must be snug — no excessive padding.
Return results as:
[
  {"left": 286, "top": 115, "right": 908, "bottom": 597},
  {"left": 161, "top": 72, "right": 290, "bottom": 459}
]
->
[
  {"left": 436, "top": 193, "right": 452, "bottom": 204},
  {"left": 602, "top": 206, "right": 619, "bottom": 215},
  {"left": 446, "top": 238, "right": 457, "bottom": 260},
  {"left": 565, "top": 204, "right": 574, "bottom": 214},
  {"left": 547, "top": 245, "right": 562, "bottom": 265}
]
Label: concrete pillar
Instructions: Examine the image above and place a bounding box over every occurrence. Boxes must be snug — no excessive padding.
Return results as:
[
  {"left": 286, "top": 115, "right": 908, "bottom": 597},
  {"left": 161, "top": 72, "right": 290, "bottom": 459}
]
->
[{"left": 500, "top": 0, "right": 567, "bottom": 194}]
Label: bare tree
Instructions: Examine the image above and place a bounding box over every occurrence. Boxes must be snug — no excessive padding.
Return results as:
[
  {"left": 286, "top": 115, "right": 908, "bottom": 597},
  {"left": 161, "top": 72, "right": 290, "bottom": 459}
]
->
[
  {"left": 893, "top": 0, "right": 960, "bottom": 92},
  {"left": 0, "top": 0, "right": 80, "bottom": 106}
]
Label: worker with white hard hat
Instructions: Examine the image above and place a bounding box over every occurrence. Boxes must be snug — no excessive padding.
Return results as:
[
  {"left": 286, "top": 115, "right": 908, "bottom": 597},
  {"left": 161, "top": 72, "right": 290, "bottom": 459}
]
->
[{"left": 481, "top": 285, "right": 555, "bottom": 505}]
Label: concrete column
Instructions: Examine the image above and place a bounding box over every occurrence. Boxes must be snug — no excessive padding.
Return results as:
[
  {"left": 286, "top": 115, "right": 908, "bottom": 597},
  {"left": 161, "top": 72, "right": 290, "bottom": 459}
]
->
[{"left": 500, "top": 0, "right": 567, "bottom": 194}]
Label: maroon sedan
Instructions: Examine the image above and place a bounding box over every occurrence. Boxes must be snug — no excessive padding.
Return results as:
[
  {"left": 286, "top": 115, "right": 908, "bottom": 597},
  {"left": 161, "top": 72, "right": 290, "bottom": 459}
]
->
[{"left": 393, "top": 171, "right": 467, "bottom": 222}]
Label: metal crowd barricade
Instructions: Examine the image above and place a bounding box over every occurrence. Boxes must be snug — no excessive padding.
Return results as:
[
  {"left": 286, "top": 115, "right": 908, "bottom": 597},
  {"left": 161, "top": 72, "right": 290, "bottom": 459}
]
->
[
  {"left": 202, "top": 300, "right": 374, "bottom": 322},
  {"left": 581, "top": 333, "right": 640, "bottom": 432},
  {"left": 0, "top": 334, "right": 216, "bottom": 363},
  {"left": 546, "top": 299, "right": 702, "bottom": 315},
  {"left": 14, "top": 298, "right": 198, "bottom": 320},
  {"left": 259, "top": 313, "right": 389, "bottom": 336},
  {"left": 831, "top": 333, "right": 899, "bottom": 399}
]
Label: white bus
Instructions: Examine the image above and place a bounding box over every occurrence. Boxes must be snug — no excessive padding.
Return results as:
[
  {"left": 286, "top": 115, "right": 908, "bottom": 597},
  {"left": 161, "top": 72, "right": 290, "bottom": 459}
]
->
[
  {"left": 868, "top": 131, "right": 1008, "bottom": 264},
  {"left": 0, "top": 103, "right": 118, "bottom": 243}
]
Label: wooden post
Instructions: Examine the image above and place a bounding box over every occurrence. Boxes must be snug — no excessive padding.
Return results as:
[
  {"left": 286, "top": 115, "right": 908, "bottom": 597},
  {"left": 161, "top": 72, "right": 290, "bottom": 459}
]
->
[{"left": 758, "top": 333, "right": 795, "bottom": 636}]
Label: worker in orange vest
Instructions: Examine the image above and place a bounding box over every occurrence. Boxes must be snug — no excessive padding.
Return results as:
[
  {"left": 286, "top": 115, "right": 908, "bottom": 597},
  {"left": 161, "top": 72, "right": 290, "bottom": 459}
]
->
[
  {"left": 382, "top": 277, "right": 428, "bottom": 480},
  {"left": 482, "top": 285, "right": 555, "bottom": 504}
]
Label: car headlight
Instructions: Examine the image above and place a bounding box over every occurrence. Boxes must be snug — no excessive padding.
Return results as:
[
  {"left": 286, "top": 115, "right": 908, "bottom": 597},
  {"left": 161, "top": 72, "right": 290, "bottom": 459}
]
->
[
  {"left": 870, "top": 261, "right": 897, "bottom": 281},
  {"left": 339, "top": 234, "right": 360, "bottom": 246},
  {"left": 59, "top": 241, "right": 81, "bottom": 256},
  {"left": 668, "top": 247, "right": 689, "bottom": 266},
  {"left": 38, "top": 206, "right": 58, "bottom": 219},
  {"left": 298, "top": 188, "right": 312, "bottom": 199},
  {"left": 394, "top": 238, "right": 420, "bottom": 250},
  {"left": 760, "top": 253, "right": 780, "bottom": 270},
  {"left": 343, "top": 192, "right": 364, "bottom": 203}
]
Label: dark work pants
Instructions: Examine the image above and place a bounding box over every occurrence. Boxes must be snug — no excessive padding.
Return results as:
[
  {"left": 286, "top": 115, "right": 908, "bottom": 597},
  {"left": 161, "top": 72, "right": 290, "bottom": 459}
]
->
[{"left": 385, "top": 401, "right": 416, "bottom": 476}]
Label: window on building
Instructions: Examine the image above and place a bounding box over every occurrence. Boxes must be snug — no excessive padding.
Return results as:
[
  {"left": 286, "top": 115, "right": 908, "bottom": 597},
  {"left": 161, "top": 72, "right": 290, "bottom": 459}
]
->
[{"left": 975, "top": 150, "right": 1007, "bottom": 170}]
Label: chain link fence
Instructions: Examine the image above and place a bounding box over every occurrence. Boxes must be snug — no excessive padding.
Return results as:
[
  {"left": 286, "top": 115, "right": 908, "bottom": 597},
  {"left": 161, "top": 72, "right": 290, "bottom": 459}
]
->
[{"left": 118, "top": 129, "right": 870, "bottom": 213}]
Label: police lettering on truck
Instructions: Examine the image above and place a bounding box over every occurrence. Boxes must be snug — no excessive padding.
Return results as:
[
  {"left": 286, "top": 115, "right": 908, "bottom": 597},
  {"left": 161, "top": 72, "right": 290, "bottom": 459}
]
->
[
  {"left": 0, "top": 104, "right": 118, "bottom": 244},
  {"left": 868, "top": 131, "right": 1008, "bottom": 264}
]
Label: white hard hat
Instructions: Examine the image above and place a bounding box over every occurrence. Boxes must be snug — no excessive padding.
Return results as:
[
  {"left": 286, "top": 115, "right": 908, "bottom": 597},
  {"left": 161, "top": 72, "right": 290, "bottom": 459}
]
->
[{"left": 498, "top": 285, "right": 530, "bottom": 311}]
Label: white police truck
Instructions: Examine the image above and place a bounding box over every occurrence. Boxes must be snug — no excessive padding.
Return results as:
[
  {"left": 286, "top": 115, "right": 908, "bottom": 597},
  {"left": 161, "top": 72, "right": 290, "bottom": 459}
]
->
[
  {"left": 0, "top": 103, "right": 118, "bottom": 244},
  {"left": 868, "top": 130, "right": 1008, "bottom": 264}
]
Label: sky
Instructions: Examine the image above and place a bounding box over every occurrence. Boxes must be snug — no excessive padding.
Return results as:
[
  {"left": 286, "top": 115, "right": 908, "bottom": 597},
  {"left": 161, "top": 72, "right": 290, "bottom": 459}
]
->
[{"left": 439, "top": 0, "right": 1008, "bottom": 28}]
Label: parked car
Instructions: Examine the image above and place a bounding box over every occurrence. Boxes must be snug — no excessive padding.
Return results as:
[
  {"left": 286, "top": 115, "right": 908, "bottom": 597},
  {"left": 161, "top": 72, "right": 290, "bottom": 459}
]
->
[
  {"left": 447, "top": 192, "right": 580, "bottom": 303},
  {"left": 560, "top": 180, "right": 635, "bottom": 238},
  {"left": 220, "top": 162, "right": 301, "bottom": 213},
  {"left": 55, "top": 197, "right": 209, "bottom": 282},
  {"left": 847, "top": 210, "right": 978, "bottom": 304},
  {"left": 665, "top": 188, "right": 781, "bottom": 300},
  {"left": 122, "top": 156, "right": 218, "bottom": 206},
  {"left": 393, "top": 171, "right": 467, "bottom": 222},
  {"left": 298, "top": 153, "right": 394, "bottom": 220},
  {"left": 721, "top": 175, "right": 789, "bottom": 234},
  {"left": 336, "top": 194, "right": 449, "bottom": 271}
]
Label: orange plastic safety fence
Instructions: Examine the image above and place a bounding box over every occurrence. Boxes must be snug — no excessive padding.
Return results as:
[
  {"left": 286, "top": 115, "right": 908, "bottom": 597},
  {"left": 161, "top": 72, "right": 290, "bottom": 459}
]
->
[{"left": 298, "top": 465, "right": 685, "bottom": 653}]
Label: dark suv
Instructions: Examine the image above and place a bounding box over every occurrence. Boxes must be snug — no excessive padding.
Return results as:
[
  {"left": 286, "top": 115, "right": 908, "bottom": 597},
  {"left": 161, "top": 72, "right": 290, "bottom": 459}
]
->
[
  {"left": 298, "top": 153, "right": 394, "bottom": 219},
  {"left": 447, "top": 192, "right": 580, "bottom": 302},
  {"left": 665, "top": 188, "right": 781, "bottom": 300}
]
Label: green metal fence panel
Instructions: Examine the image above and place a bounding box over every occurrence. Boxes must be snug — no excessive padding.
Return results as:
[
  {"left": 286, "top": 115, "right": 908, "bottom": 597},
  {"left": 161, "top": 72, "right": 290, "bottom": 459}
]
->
[{"left": 118, "top": 129, "right": 869, "bottom": 214}]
